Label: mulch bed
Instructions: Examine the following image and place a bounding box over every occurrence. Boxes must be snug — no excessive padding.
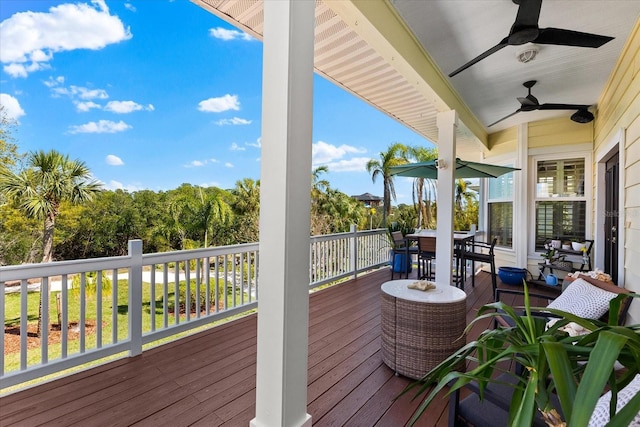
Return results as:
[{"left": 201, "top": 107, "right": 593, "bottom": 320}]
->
[{"left": 3, "top": 321, "right": 97, "bottom": 355}]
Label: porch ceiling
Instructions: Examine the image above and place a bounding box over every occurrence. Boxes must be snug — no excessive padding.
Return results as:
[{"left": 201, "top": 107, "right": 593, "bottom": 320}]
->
[{"left": 192, "top": 0, "right": 640, "bottom": 157}]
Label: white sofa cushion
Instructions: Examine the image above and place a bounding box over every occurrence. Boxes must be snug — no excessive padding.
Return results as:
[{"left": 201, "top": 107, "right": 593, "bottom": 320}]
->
[
  {"left": 588, "top": 374, "right": 640, "bottom": 426},
  {"left": 547, "top": 278, "right": 617, "bottom": 320}
]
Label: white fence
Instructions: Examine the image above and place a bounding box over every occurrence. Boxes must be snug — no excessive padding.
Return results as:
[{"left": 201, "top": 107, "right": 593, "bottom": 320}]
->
[{"left": 0, "top": 227, "right": 390, "bottom": 390}]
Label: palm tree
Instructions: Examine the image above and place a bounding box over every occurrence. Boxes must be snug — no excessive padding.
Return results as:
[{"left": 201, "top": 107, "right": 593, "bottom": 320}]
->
[
  {"left": 193, "top": 187, "right": 232, "bottom": 248},
  {"left": 408, "top": 146, "right": 438, "bottom": 228},
  {"left": 0, "top": 149, "right": 102, "bottom": 336},
  {"left": 231, "top": 178, "right": 260, "bottom": 244},
  {"left": 454, "top": 178, "right": 478, "bottom": 230},
  {"left": 366, "top": 143, "right": 408, "bottom": 226}
]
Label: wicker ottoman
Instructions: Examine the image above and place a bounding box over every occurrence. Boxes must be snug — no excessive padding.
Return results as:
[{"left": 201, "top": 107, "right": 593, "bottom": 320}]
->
[{"left": 381, "top": 280, "right": 467, "bottom": 380}]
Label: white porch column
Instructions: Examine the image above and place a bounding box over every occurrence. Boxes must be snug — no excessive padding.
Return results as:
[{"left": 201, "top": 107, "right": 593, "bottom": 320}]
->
[
  {"left": 514, "top": 123, "right": 529, "bottom": 267},
  {"left": 435, "top": 110, "right": 457, "bottom": 286},
  {"left": 250, "top": 1, "right": 314, "bottom": 427}
]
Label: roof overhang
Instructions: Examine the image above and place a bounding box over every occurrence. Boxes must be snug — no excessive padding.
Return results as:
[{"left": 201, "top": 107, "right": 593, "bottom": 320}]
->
[{"left": 192, "top": 0, "right": 488, "bottom": 154}]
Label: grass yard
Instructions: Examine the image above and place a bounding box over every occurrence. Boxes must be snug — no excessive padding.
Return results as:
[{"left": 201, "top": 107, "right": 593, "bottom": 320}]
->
[{"left": 3, "top": 276, "right": 250, "bottom": 377}]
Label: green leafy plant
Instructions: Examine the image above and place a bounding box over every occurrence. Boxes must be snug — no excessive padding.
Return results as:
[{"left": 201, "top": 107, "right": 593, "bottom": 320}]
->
[{"left": 402, "top": 283, "right": 640, "bottom": 426}]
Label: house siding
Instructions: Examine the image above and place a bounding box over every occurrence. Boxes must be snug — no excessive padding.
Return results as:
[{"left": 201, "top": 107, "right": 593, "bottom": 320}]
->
[
  {"left": 595, "top": 18, "right": 640, "bottom": 323},
  {"left": 529, "top": 117, "right": 593, "bottom": 148}
]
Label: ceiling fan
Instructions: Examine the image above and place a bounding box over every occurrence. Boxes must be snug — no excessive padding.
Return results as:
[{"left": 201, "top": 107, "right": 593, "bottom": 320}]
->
[
  {"left": 488, "top": 80, "right": 593, "bottom": 127},
  {"left": 449, "top": 0, "right": 614, "bottom": 77}
]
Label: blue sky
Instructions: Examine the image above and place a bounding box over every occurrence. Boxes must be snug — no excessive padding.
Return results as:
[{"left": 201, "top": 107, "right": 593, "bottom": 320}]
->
[{"left": 0, "top": 0, "right": 433, "bottom": 204}]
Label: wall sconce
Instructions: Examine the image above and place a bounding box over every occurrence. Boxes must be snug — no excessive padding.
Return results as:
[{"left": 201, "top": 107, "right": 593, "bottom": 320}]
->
[{"left": 435, "top": 159, "right": 447, "bottom": 169}]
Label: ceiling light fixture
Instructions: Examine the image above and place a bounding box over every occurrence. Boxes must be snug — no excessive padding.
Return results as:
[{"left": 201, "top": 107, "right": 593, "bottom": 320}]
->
[
  {"left": 570, "top": 109, "right": 595, "bottom": 123},
  {"left": 517, "top": 44, "right": 539, "bottom": 63}
]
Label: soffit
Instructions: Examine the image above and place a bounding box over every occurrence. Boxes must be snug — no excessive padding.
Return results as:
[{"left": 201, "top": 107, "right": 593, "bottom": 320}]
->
[{"left": 192, "top": 0, "right": 486, "bottom": 155}]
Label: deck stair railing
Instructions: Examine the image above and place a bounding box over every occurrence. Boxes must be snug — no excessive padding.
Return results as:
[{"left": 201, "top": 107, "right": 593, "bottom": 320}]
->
[{"left": 1, "top": 227, "right": 390, "bottom": 390}]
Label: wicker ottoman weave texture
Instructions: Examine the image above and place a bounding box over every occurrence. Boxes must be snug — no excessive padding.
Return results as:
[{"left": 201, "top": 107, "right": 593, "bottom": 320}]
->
[{"left": 381, "top": 280, "right": 467, "bottom": 380}]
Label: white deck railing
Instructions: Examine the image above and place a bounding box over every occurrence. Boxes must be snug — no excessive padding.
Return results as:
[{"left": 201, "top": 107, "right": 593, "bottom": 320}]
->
[{"left": 0, "top": 227, "right": 390, "bottom": 390}]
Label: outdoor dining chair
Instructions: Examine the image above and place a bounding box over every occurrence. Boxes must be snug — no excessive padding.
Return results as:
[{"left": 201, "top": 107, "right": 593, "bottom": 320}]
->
[
  {"left": 461, "top": 237, "right": 497, "bottom": 292},
  {"left": 417, "top": 236, "right": 437, "bottom": 280}
]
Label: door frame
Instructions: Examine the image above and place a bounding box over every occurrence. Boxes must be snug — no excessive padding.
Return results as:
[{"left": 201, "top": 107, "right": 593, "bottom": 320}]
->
[{"left": 595, "top": 128, "right": 625, "bottom": 286}]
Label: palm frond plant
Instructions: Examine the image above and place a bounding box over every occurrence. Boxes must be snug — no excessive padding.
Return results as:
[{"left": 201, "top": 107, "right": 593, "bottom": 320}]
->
[{"left": 402, "top": 283, "right": 640, "bottom": 426}]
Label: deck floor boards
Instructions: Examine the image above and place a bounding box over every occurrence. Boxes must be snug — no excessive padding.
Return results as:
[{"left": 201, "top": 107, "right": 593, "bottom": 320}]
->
[{"left": 1, "top": 268, "right": 501, "bottom": 427}]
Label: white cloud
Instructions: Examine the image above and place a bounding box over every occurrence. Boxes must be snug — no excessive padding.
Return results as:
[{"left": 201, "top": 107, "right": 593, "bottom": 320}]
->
[
  {"left": 52, "top": 85, "right": 109, "bottom": 100},
  {"left": 322, "top": 157, "right": 372, "bottom": 172},
  {"left": 200, "top": 181, "right": 221, "bottom": 188},
  {"left": 246, "top": 137, "right": 261, "bottom": 148},
  {"left": 105, "top": 154, "right": 124, "bottom": 165},
  {"left": 104, "top": 100, "right": 154, "bottom": 114},
  {"left": 209, "top": 27, "right": 254, "bottom": 41},
  {"left": 124, "top": 3, "right": 136, "bottom": 12},
  {"left": 4, "top": 61, "right": 50, "bottom": 78},
  {"left": 185, "top": 158, "right": 219, "bottom": 168},
  {"left": 0, "top": 1, "right": 132, "bottom": 78},
  {"left": 0, "top": 93, "right": 26, "bottom": 121},
  {"left": 215, "top": 117, "right": 251, "bottom": 126},
  {"left": 47, "top": 79, "right": 109, "bottom": 101},
  {"left": 105, "top": 179, "right": 142, "bottom": 192},
  {"left": 75, "top": 101, "right": 101, "bottom": 112},
  {"left": 43, "top": 76, "right": 65, "bottom": 87},
  {"left": 224, "top": 162, "right": 234, "bottom": 168},
  {"left": 230, "top": 142, "right": 245, "bottom": 151},
  {"left": 312, "top": 140, "right": 367, "bottom": 164},
  {"left": 198, "top": 94, "right": 240, "bottom": 113},
  {"left": 68, "top": 119, "right": 131, "bottom": 134}
]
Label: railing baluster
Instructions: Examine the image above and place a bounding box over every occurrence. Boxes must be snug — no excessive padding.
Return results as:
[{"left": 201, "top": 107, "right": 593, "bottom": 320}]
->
[
  {"left": 195, "top": 259, "right": 201, "bottom": 319},
  {"left": 80, "top": 272, "right": 86, "bottom": 353},
  {"left": 150, "top": 264, "right": 156, "bottom": 332},
  {"left": 174, "top": 268, "right": 179, "bottom": 325},
  {"left": 205, "top": 257, "right": 211, "bottom": 313},
  {"left": 185, "top": 261, "right": 191, "bottom": 322},
  {"left": 41, "top": 277, "right": 49, "bottom": 364},
  {"left": 240, "top": 252, "right": 245, "bottom": 305},
  {"left": 163, "top": 263, "right": 168, "bottom": 328},
  {"left": 97, "top": 272, "right": 102, "bottom": 348},
  {"left": 254, "top": 250, "right": 259, "bottom": 300},
  {"left": 215, "top": 256, "right": 221, "bottom": 311},
  {"left": 112, "top": 268, "right": 118, "bottom": 344},
  {"left": 61, "top": 275, "right": 68, "bottom": 358},
  {"left": 20, "top": 279, "right": 27, "bottom": 370}
]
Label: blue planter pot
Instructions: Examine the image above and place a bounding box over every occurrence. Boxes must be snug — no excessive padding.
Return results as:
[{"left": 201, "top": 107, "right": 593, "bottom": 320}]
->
[
  {"left": 391, "top": 250, "right": 412, "bottom": 273},
  {"left": 498, "top": 267, "right": 527, "bottom": 285}
]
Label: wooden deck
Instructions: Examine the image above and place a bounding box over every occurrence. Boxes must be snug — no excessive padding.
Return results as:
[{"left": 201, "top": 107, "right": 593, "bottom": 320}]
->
[{"left": 0, "top": 268, "right": 542, "bottom": 427}]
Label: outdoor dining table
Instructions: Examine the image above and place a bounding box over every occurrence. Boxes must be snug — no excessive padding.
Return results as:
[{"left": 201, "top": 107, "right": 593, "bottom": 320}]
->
[{"left": 405, "top": 230, "right": 475, "bottom": 285}]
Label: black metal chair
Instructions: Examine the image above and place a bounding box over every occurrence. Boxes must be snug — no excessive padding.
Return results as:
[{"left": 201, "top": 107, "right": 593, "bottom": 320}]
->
[
  {"left": 417, "top": 236, "right": 436, "bottom": 280},
  {"left": 461, "top": 237, "right": 497, "bottom": 293},
  {"left": 448, "top": 372, "right": 561, "bottom": 427}
]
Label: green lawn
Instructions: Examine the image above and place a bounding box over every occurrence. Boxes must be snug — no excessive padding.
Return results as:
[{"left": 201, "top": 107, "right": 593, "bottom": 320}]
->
[{"left": 3, "top": 277, "right": 249, "bottom": 376}]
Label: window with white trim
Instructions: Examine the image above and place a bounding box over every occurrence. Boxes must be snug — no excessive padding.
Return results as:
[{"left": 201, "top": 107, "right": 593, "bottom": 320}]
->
[
  {"left": 534, "top": 157, "right": 586, "bottom": 250},
  {"left": 487, "top": 167, "right": 515, "bottom": 248}
]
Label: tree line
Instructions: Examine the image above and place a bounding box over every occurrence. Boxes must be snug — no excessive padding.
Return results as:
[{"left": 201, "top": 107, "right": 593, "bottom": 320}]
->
[{"left": 1, "top": 106, "right": 477, "bottom": 265}]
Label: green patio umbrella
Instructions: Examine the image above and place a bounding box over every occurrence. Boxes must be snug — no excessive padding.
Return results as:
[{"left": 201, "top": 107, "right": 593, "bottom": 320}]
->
[{"left": 389, "top": 158, "right": 520, "bottom": 179}]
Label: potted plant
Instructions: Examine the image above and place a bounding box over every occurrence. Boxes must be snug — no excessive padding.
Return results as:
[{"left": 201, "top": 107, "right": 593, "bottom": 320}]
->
[
  {"left": 541, "top": 244, "right": 560, "bottom": 264},
  {"left": 401, "top": 284, "right": 640, "bottom": 426}
]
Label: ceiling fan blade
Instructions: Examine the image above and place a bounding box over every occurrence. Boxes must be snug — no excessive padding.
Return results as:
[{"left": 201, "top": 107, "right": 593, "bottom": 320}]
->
[
  {"left": 534, "top": 28, "right": 614, "bottom": 48},
  {"left": 448, "top": 39, "right": 508, "bottom": 77},
  {"left": 488, "top": 109, "right": 522, "bottom": 127},
  {"left": 538, "top": 103, "right": 591, "bottom": 110},
  {"left": 512, "top": 0, "right": 542, "bottom": 30}
]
